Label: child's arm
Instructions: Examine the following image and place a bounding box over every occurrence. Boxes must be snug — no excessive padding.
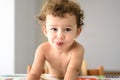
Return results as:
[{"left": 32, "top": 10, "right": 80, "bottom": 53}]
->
[
  {"left": 64, "top": 46, "right": 84, "bottom": 80},
  {"left": 27, "top": 45, "right": 45, "bottom": 80}
]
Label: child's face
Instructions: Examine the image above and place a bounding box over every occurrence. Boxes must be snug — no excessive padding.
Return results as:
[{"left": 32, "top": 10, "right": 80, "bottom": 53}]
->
[{"left": 44, "top": 14, "right": 81, "bottom": 50}]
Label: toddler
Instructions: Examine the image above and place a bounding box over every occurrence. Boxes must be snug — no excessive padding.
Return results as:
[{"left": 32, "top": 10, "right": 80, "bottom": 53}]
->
[{"left": 27, "top": 0, "right": 84, "bottom": 80}]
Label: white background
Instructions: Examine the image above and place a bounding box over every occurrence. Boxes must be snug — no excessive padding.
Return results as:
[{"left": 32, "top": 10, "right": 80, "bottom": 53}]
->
[{"left": 0, "top": 0, "right": 14, "bottom": 74}]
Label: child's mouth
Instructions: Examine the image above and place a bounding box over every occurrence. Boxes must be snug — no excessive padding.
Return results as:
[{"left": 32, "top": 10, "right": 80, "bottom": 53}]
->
[{"left": 56, "top": 42, "right": 64, "bottom": 46}]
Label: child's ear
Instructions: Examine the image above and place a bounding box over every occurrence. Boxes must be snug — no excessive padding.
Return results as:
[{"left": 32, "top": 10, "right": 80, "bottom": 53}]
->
[
  {"left": 42, "top": 26, "right": 47, "bottom": 37},
  {"left": 76, "top": 27, "right": 82, "bottom": 38}
]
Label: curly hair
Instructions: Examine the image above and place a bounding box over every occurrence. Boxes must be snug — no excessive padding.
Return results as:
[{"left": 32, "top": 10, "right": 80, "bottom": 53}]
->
[{"left": 37, "top": 0, "right": 84, "bottom": 28}]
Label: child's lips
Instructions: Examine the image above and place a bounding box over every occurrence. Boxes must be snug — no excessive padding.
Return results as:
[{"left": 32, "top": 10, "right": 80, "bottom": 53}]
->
[{"left": 56, "top": 42, "right": 64, "bottom": 46}]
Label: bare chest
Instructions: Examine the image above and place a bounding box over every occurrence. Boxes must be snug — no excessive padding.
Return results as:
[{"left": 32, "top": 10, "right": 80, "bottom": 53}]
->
[{"left": 46, "top": 52, "right": 71, "bottom": 73}]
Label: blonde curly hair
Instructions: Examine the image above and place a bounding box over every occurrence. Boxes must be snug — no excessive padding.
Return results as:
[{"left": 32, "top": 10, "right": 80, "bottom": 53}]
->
[{"left": 37, "top": 0, "right": 84, "bottom": 28}]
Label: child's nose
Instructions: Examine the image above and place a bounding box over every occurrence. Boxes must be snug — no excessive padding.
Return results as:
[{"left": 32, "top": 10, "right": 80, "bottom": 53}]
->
[{"left": 57, "top": 31, "right": 64, "bottom": 39}]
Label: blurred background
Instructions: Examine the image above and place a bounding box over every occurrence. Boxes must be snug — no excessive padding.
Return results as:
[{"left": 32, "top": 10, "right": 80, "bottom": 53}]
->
[{"left": 0, "top": 0, "right": 120, "bottom": 74}]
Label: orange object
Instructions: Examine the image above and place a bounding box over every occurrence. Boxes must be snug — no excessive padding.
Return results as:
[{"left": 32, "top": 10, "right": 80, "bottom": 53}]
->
[
  {"left": 87, "top": 66, "right": 104, "bottom": 75},
  {"left": 76, "top": 76, "right": 98, "bottom": 80},
  {"left": 76, "top": 78, "right": 98, "bottom": 80}
]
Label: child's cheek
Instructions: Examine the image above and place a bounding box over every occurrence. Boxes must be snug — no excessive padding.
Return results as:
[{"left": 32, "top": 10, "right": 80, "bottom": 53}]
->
[{"left": 49, "top": 35, "right": 56, "bottom": 42}]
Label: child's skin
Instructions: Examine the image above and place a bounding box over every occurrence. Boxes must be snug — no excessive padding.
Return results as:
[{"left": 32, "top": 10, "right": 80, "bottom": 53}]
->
[{"left": 27, "top": 0, "right": 84, "bottom": 80}]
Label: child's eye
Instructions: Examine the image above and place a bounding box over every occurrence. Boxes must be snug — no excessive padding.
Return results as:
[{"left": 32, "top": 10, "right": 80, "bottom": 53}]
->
[
  {"left": 65, "top": 28, "right": 72, "bottom": 32},
  {"left": 51, "top": 28, "right": 57, "bottom": 31}
]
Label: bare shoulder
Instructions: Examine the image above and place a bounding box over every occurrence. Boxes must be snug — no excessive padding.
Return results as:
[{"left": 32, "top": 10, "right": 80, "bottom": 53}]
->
[
  {"left": 37, "top": 41, "right": 50, "bottom": 51},
  {"left": 35, "top": 41, "right": 51, "bottom": 56},
  {"left": 67, "top": 41, "right": 84, "bottom": 71},
  {"left": 72, "top": 41, "right": 84, "bottom": 54},
  {"left": 69, "top": 41, "right": 84, "bottom": 60}
]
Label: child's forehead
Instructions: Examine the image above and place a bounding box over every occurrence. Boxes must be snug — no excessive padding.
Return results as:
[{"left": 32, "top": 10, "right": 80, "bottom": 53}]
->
[
  {"left": 46, "top": 15, "right": 77, "bottom": 27},
  {"left": 46, "top": 14, "right": 77, "bottom": 25},
  {"left": 46, "top": 13, "right": 76, "bottom": 21}
]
